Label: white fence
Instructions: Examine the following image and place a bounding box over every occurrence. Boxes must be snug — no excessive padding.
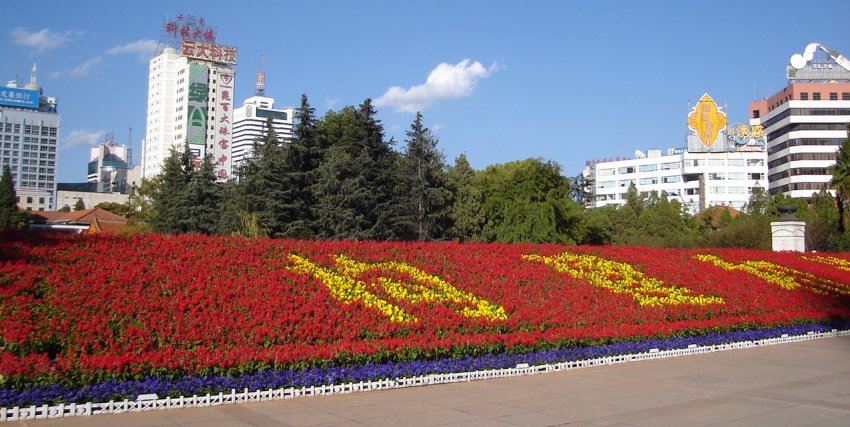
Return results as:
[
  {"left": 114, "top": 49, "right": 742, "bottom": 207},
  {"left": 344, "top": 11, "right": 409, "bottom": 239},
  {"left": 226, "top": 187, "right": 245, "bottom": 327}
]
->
[{"left": 3, "top": 329, "right": 848, "bottom": 421}]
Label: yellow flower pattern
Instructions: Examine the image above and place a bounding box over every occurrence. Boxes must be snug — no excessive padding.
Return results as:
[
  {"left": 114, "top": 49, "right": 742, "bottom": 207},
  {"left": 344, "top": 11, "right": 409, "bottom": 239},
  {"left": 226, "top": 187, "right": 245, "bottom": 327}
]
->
[
  {"left": 287, "top": 254, "right": 508, "bottom": 323},
  {"left": 523, "top": 252, "right": 724, "bottom": 307},
  {"left": 803, "top": 255, "right": 850, "bottom": 272},
  {"left": 695, "top": 254, "right": 850, "bottom": 297}
]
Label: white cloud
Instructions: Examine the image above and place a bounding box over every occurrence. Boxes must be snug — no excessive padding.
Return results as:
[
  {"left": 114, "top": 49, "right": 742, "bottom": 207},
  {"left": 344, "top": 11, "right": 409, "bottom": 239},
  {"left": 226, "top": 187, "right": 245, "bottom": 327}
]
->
[
  {"left": 375, "top": 59, "right": 497, "bottom": 113},
  {"left": 106, "top": 39, "right": 158, "bottom": 61},
  {"left": 50, "top": 56, "right": 103, "bottom": 79},
  {"left": 325, "top": 98, "right": 339, "bottom": 111},
  {"left": 11, "top": 27, "right": 81, "bottom": 52},
  {"left": 432, "top": 123, "right": 445, "bottom": 132},
  {"left": 62, "top": 129, "right": 108, "bottom": 148}
]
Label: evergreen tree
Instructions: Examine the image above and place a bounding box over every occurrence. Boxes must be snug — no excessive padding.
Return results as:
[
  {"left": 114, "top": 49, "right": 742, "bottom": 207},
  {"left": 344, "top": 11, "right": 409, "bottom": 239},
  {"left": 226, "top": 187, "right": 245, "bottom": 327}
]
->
[
  {"left": 402, "top": 112, "right": 450, "bottom": 240},
  {"left": 150, "top": 144, "right": 193, "bottom": 233},
  {"left": 237, "top": 118, "right": 291, "bottom": 236},
  {"left": 446, "top": 154, "right": 485, "bottom": 242},
  {"left": 0, "top": 165, "right": 19, "bottom": 228},
  {"left": 73, "top": 198, "right": 86, "bottom": 211},
  {"left": 182, "top": 154, "right": 220, "bottom": 234},
  {"left": 278, "top": 94, "right": 323, "bottom": 238}
]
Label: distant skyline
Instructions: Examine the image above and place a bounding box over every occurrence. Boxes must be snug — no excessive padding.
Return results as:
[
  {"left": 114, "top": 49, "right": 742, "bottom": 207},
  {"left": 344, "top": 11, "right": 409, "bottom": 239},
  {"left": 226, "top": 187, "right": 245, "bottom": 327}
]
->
[{"left": 3, "top": 0, "right": 849, "bottom": 183}]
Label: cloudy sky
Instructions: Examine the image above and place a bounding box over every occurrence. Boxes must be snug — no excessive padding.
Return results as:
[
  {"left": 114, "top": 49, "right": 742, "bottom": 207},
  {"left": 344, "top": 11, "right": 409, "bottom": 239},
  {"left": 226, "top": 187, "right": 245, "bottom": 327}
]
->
[{"left": 2, "top": 0, "right": 849, "bottom": 183}]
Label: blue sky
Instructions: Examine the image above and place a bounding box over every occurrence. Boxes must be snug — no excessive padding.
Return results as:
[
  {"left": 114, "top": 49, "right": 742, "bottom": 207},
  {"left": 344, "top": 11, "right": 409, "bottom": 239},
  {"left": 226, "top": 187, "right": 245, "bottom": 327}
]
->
[{"left": 3, "top": 0, "right": 849, "bottom": 183}]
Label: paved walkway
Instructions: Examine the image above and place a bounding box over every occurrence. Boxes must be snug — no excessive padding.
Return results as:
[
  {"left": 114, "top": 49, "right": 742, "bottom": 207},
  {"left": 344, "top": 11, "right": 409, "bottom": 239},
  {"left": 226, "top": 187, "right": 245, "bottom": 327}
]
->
[{"left": 14, "top": 336, "right": 850, "bottom": 426}]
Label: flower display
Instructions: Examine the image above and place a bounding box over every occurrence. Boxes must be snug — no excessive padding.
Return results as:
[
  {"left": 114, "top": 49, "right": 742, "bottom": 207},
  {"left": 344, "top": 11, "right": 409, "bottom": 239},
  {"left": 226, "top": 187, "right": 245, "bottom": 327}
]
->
[{"left": 1, "top": 231, "right": 848, "bottom": 407}]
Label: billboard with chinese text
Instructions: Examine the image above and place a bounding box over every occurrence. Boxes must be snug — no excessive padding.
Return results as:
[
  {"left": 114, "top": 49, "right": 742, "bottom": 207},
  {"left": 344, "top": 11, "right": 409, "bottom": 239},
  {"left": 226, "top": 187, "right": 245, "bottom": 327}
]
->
[
  {"left": 181, "top": 40, "right": 237, "bottom": 65},
  {"left": 0, "top": 87, "right": 38, "bottom": 109},
  {"left": 186, "top": 63, "right": 209, "bottom": 160},
  {"left": 687, "top": 93, "right": 729, "bottom": 153}
]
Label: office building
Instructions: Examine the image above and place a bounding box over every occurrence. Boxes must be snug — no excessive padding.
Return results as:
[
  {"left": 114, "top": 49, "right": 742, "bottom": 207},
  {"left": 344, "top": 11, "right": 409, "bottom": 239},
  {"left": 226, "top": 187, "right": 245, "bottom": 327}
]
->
[
  {"left": 584, "top": 94, "right": 768, "bottom": 214},
  {"left": 142, "top": 16, "right": 238, "bottom": 181},
  {"left": 749, "top": 43, "right": 850, "bottom": 200},
  {"left": 88, "top": 135, "right": 132, "bottom": 193},
  {"left": 231, "top": 70, "right": 295, "bottom": 172},
  {"left": 0, "top": 64, "right": 60, "bottom": 211}
]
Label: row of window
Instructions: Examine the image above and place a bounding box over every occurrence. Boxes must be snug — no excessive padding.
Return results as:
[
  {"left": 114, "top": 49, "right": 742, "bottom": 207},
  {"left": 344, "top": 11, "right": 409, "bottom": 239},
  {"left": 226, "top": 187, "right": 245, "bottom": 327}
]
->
[
  {"left": 0, "top": 124, "right": 58, "bottom": 136},
  {"left": 772, "top": 182, "right": 828, "bottom": 193},
  {"left": 767, "top": 123, "right": 848, "bottom": 142},
  {"left": 798, "top": 92, "right": 850, "bottom": 101},
  {"left": 761, "top": 107, "right": 850, "bottom": 129},
  {"left": 767, "top": 138, "right": 844, "bottom": 155},
  {"left": 769, "top": 168, "right": 831, "bottom": 182},
  {"left": 768, "top": 152, "right": 837, "bottom": 168}
]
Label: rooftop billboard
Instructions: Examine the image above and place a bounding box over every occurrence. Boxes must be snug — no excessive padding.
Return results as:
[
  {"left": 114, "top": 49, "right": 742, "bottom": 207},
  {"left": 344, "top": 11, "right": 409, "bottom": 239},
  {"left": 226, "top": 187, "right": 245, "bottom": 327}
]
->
[{"left": 0, "top": 87, "right": 38, "bottom": 109}]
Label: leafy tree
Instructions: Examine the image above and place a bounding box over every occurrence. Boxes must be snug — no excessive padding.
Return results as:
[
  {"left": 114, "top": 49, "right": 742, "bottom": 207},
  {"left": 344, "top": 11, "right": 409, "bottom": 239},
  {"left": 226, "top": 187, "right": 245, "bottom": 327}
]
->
[
  {"left": 477, "top": 158, "right": 582, "bottom": 243},
  {"left": 446, "top": 154, "right": 485, "bottom": 242},
  {"left": 402, "top": 112, "right": 450, "bottom": 241},
  {"left": 126, "top": 177, "right": 158, "bottom": 231},
  {"left": 73, "top": 198, "right": 86, "bottom": 211},
  {"left": 806, "top": 188, "right": 840, "bottom": 251},
  {"left": 59, "top": 205, "right": 71, "bottom": 212},
  {"left": 0, "top": 165, "right": 21, "bottom": 229},
  {"left": 829, "top": 124, "right": 850, "bottom": 233}
]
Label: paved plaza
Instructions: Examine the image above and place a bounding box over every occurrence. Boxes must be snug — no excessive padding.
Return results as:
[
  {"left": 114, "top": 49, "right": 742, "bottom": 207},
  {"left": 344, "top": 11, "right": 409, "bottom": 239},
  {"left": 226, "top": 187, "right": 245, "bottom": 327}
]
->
[{"left": 12, "top": 336, "right": 850, "bottom": 426}]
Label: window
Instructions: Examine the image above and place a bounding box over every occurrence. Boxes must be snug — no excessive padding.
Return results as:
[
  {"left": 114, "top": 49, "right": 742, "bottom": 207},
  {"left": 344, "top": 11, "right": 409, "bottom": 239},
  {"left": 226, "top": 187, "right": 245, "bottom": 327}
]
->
[
  {"left": 813, "top": 93, "right": 821, "bottom": 100},
  {"left": 598, "top": 181, "right": 614, "bottom": 189},
  {"left": 708, "top": 172, "right": 725, "bottom": 180},
  {"left": 727, "top": 172, "right": 746, "bottom": 180},
  {"left": 661, "top": 176, "right": 680, "bottom": 183},
  {"left": 747, "top": 159, "right": 763, "bottom": 167},
  {"left": 843, "top": 93, "right": 850, "bottom": 101},
  {"left": 597, "top": 168, "right": 615, "bottom": 176},
  {"left": 660, "top": 162, "right": 680, "bottom": 170},
  {"left": 639, "top": 177, "right": 658, "bottom": 185},
  {"left": 618, "top": 166, "right": 635, "bottom": 174},
  {"left": 749, "top": 173, "right": 763, "bottom": 180},
  {"left": 728, "top": 187, "right": 745, "bottom": 194},
  {"left": 800, "top": 92, "right": 808, "bottom": 100},
  {"left": 638, "top": 164, "right": 657, "bottom": 172},
  {"left": 619, "top": 179, "right": 635, "bottom": 187},
  {"left": 709, "top": 187, "right": 725, "bottom": 194},
  {"left": 829, "top": 93, "right": 838, "bottom": 101},
  {"left": 727, "top": 159, "right": 745, "bottom": 166}
]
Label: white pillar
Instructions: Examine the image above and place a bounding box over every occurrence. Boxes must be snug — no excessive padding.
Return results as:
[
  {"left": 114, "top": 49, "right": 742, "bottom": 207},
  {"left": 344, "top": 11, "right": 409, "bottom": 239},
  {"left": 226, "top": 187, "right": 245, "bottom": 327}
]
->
[{"left": 770, "top": 221, "right": 806, "bottom": 252}]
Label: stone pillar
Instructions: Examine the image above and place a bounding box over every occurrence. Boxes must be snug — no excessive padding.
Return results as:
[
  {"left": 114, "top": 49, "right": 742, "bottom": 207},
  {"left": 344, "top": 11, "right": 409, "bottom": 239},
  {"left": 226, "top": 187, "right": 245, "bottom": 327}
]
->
[{"left": 771, "top": 205, "right": 806, "bottom": 252}]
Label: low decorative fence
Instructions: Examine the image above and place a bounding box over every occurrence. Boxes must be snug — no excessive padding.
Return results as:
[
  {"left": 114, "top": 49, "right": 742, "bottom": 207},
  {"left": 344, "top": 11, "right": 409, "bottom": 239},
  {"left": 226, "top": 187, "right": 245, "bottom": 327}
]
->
[{"left": 3, "top": 328, "right": 847, "bottom": 421}]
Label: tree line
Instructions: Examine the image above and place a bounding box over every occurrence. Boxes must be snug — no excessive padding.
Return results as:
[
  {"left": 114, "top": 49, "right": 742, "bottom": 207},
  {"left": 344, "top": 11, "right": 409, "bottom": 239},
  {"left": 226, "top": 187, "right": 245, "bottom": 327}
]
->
[{"left": 5, "top": 97, "right": 847, "bottom": 251}]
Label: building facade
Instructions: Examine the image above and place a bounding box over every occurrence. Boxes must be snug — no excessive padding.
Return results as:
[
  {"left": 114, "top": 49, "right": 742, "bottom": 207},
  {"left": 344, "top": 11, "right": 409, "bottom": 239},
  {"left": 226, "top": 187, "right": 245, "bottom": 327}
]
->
[
  {"left": 0, "top": 65, "right": 60, "bottom": 211},
  {"left": 142, "top": 17, "right": 238, "bottom": 181},
  {"left": 88, "top": 136, "right": 132, "bottom": 193},
  {"left": 584, "top": 94, "right": 768, "bottom": 214},
  {"left": 749, "top": 43, "right": 850, "bottom": 200}
]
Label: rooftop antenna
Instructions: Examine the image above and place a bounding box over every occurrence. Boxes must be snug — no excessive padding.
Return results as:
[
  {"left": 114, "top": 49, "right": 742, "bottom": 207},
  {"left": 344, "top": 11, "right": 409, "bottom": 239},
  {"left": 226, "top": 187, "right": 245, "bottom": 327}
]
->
[{"left": 255, "top": 53, "right": 266, "bottom": 96}]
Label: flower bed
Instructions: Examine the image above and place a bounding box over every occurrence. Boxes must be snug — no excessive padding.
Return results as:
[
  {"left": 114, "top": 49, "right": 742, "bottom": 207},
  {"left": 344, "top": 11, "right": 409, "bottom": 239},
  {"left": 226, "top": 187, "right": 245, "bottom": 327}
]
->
[{"left": 1, "top": 231, "right": 849, "bottom": 407}]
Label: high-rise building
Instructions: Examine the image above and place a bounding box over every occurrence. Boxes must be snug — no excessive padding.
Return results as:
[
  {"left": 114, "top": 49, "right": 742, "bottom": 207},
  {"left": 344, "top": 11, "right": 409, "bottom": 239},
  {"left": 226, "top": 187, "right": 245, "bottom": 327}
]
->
[
  {"left": 142, "top": 16, "right": 238, "bottom": 181},
  {"left": 88, "top": 135, "right": 132, "bottom": 193},
  {"left": 584, "top": 93, "right": 768, "bottom": 214},
  {"left": 749, "top": 43, "right": 850, "bottom": 200},
  {"left": 231, "top": 68, "right": 294, "bottom": 172},
  {"left": 0, "top": 64, "right": 60, "bottom": 211}
]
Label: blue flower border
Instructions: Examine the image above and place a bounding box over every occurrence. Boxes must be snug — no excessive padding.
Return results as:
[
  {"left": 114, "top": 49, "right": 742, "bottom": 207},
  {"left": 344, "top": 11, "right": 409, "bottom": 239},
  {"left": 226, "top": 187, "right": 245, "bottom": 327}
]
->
[{"left": 3, "top": 322, "right": 848, "bottom": 407}]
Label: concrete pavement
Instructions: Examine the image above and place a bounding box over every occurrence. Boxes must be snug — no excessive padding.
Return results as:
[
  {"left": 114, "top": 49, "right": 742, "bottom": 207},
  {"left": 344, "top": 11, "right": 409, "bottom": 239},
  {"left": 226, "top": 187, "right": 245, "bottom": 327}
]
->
[{"left": 13, "top": 336, "right": 850, "bottom": 426}]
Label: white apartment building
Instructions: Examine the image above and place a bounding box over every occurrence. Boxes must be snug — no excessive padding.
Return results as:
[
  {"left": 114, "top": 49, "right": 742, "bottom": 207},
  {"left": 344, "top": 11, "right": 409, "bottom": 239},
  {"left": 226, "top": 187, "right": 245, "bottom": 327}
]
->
[
  {"left": 584, "top": 93, "right": 768, "bottom": 214},
  {"left": 749, "top": 43, "right": 850, "bottom": 200},
  {"left": 142, "top": 32, "right": 238, "bottom": 181},
  {"left": 231, "top": 71, "right": 294, "bottom": 172},
  {"left": 0, "top": 65, "right": 60, "bottom": 211}
]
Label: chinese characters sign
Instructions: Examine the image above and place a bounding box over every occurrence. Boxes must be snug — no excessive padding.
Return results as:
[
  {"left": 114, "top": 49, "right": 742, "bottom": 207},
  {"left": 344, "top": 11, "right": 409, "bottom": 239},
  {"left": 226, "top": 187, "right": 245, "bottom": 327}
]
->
[
  {"left": 0, "top": 87, "right": 38, "bottom": 109},
  {"left": 164, "top": 14, "right": 216, "bottom": 43},
  {"left": 727, "top": 123, "right": 766, "bottom": 151},
  {"left": 687, "top": 93, "right": 727, "bottom": 149},
  {"left": 213, "top": 72, "right": 234, "bottom": 181},
  {"left": 181, "top": 40, "right": 237, "bottom": 65}
]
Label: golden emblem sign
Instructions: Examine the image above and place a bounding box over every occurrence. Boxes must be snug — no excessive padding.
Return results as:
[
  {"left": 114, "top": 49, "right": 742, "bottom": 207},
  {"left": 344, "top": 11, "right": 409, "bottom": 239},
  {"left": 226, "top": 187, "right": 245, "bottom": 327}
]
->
[{"left": 687, "top": 93, "right": 727, "bottom": 148}]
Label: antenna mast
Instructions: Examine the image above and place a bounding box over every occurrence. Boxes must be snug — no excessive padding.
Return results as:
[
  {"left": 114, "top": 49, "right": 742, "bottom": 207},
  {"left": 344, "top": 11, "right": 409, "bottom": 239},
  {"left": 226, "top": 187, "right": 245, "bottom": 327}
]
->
[{"left": 255, "top": 53, "right": 265, "bottom": 96}]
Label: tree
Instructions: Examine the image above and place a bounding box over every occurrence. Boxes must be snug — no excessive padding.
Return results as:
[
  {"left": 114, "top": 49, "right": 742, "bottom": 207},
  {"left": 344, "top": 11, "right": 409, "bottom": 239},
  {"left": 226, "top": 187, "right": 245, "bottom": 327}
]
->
[
  {"left": 182, "top": 154, "right": 220, "bottom": 234},
  {"left": 149, "top": 143, "right": 193, "bottom": 233},
  {"left": 73, "top": 198, "right": 86, "bottom": 211},
  {"left": 477, "top": 158, "right": 582, "bottom": 244},
  {"left": 446, "top": 154, "right": 485, "bottom": 242},
  {"left": 0, "top": 165, "right": 20, "bottom": 228},
  {"left": 829, "top": 124, "right": 850, "bottom": 233},
  {"left": 402, "top": 112, "right": 450, "bottom": 241},
  {"left": 94, "top": 202, "right": 133, "bottom": 218},
  {"left": 236, "top": 117, "right": 291, "bottom": 236}
]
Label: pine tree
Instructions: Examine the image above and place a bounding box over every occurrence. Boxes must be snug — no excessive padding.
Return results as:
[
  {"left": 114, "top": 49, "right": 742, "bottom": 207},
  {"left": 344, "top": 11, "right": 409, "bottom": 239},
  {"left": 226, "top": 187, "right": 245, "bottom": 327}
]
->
[
  {"left": 150, "top": 143, "right": 193, "bottom": 233},
  {"left": 402, "top": 112, "right": 450, "bottom": 240},
  {"left": 829, "top": 124, "right": 850, "bottom": 233},
  {"left": 0, "top": 165, "right": 18, "bottom": 228},
  {"left": 183, "top": 154, "right": 220, "bottom": 234},
  {"left": 278, "top": 94, "right": 323, "bottom": 238},
  {"left": 446, "top": 154, "right": 485, "bottom": 242},
  {"left": 237, "top": 118, "right": 291, "bottom": 236}
]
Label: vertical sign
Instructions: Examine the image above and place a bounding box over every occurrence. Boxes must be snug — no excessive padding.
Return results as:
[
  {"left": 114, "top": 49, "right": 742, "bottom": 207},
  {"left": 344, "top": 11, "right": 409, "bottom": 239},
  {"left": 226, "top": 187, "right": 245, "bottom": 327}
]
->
[
  {"left": 186, "top": 63, "right": 209, "bottom": 161},
  {"left": 687, "top": 93, "right": 727, "bottom": 149},
  {"left": 214, "top": 72, "right": 234, "bottom": 180}
]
